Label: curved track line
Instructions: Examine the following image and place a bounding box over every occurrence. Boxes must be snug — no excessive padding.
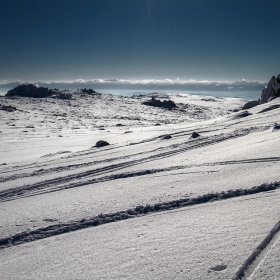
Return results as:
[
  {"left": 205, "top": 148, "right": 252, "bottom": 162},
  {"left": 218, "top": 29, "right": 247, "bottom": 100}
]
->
[
  {"left": 0, "top": 181, "right": 279, "bottom": 250},
  {"left": 0, "top": 127, "right": 269, "bottom": 202},
  {"left": 0, "top": 126, "right": 268, "bottom": 183}
]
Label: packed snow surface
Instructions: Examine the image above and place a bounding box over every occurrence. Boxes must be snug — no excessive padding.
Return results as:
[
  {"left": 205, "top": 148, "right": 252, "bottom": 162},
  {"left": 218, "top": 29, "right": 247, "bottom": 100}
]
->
[{"left": 0, "top": 92, "right": 280, "bottom": 279}]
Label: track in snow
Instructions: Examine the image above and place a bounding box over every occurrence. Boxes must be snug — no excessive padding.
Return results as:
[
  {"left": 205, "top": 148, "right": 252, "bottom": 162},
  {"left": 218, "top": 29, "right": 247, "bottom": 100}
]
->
[
  {"left": 0, "top": 181, "right": 279, "bottom": 250},
  {"left": 0, "top": 126, "right": 270, "bottom": 202},
  {"left": 233, "top": 219, "right": 280, "bottom": 280}
]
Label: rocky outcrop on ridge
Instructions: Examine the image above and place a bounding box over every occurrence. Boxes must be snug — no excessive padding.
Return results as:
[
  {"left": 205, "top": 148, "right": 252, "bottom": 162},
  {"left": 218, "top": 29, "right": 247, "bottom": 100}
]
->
[
  {"left": 5, "top": 84, "right": 74, "bottom": 99},
  {"left": 0, "top": 104, "right": 16, "bottom": 112},
  {"left": 259, "top": 74, "right": 280, "bottom": 104},
  {"left": 243, "top": 74, "right": 280, "bottom": 109},
  {"left": 6, "top": 84, "right": 55, "bottom": 98},
  {"left": 80, "top": 88, "right": 96, "bottom": 94},
  {"left": 143, "top": 97, "right": 176, "bottom": 110}
]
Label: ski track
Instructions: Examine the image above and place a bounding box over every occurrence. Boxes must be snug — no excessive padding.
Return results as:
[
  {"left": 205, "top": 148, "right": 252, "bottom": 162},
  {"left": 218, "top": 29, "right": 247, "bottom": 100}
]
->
[
  {"left": 0, "top": 125, "right": 221, "bottom": 176},
  {"left": 0, "top": 126, "right": 269, "bottom": 202},
  {"left": 233, "top": 218, "right": 280, "bottom": 280},
  {"left": 0, "top": 181, "right": 279, "bottom": 251}
]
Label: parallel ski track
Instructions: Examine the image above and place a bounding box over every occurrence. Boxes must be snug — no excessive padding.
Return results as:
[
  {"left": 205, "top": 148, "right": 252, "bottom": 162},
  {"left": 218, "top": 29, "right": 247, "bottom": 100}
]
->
[
  {"left": 233, "top": 218, "right": 280, "bottom": 280},
  {"left": 0, "top": 124, "right": 218, "bottom": 177},
  {"left": 0, "top": 126, "right": 269, "bottom": 202},
  {"left": 0, "top": 181, "right": 279, "bottom": 250}
]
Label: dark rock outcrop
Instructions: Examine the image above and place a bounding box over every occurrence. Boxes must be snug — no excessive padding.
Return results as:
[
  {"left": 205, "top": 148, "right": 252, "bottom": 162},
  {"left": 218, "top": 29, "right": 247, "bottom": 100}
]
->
[
  {"left": 272, "top": 123, "right": 280, "bottom": 131},
  {"left": 243, "top": 73, "right": 280, "bottom": 109},
  {"left": 6, "top": 84, "right": 55, "bottom": 98},
  {"left": 143, "top": 97, "right": 176, "bottom": 110},
  {"left": 191, "top": 132, "right": 200, "bottom": 138},
  {"left": 83, "top": 88, "right": 95, "bottom": 94},
  {"left": 55, "top": 92, "right": 72, "bottom": 100},
  {"left": 95, "top": 140, "right": 110, "bottom": 147},
  {"left": 242, "top": 100, "right": 259, "bottom": 110},
  {"left": 0, "top": 104, "right": 16, "bottom": 112},
  {"left": 259, "top": 75, "right": 278, "bottom": 104},
  {"left": 80, "top": 88, "right": 99, "bottom": 95},
  {"left": 161, "top": 134, "right": 172, "bottom": 140}
]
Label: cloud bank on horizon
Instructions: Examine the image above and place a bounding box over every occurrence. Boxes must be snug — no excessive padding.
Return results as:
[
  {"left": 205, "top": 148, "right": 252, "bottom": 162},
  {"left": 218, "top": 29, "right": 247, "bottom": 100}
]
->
[
  {"left": 0, "top": 0, "right": 279, "bottom": 83},
  {"left": 0, "top": 78, "right": 266, "bottom": 95}
]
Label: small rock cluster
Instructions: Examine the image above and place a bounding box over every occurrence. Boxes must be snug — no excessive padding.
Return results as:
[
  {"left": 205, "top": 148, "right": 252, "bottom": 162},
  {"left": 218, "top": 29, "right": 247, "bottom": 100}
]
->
[
  {"left": 142, "top": 97, "right": 176, "bottom": 110},
  {"left": 0, "top": 104, "right": 16, "bottom": 112},
  {"left": 6, "top": 84, "right": 55, "bottom": 98},
  {"left": 5, "top": 84, "right": 73, "bottom": 99},
  {"left": 80, "top": 88, "right": 97, "bottom": 94}
]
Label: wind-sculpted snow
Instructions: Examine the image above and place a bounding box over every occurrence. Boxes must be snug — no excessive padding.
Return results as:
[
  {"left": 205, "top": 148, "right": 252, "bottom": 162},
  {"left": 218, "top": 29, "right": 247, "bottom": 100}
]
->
[
  {"left": 0, "top": 181, "right": 279, "bottom": 250},
  {"left": 1, "top": 92, "right": 280, "bottom": 279},
  {"left": 0, "top": 126, "right": 270, "bottom": 201}
]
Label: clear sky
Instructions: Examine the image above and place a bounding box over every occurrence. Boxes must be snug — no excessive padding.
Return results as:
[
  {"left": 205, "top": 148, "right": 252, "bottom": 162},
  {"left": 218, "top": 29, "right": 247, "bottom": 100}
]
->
[{"left": 0, "top": 0, "right": 279, "bottom": 83}]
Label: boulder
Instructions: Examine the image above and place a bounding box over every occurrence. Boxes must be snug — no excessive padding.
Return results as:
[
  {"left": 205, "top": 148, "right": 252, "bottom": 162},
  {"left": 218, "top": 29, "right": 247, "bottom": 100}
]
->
[
  {"left": 242, "top": 100, "right": 259, "bottom": 110},
  {"left": 161, "top": 134, "right": 172, "bottom": 140},
  {"left": 272, "top": 123, "right": 280, "bottom": 131},
  {"left": 191, "top": 132, "right": 200, "bottom": 138},
  {"left": 95, "top": 140, "right": 110, "bottom": 147}
]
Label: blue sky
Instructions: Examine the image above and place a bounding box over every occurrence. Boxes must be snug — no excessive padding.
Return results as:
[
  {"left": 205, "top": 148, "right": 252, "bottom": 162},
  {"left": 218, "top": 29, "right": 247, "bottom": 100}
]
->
[{"left": 0, "top": 0, "right": 279, "bottom": 84}]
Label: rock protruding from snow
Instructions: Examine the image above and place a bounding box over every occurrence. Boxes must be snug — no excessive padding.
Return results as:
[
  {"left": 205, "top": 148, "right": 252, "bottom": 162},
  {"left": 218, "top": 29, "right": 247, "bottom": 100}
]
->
[
  {"left": 6, "top": 84, "right": 55, "bottom": 98},
  {"left": 273, "top": 74, "right": 280, "bottom": 95},
  {"left": 259, "top": 74, "right": 280, "bottom": 104},
  {"left": 5, "top": 84, "right": 74, "bottom": 99},
  {"left": 272, "top": 123, "right": 280, "bottom": 131},
  {"left": 0, "top": 104, "right": 16, "bottom": 112},
  {"left": 142, "top": 97, "right": 176, "bottom": 110},
  {"left": 191, "top": 132, "right": 200, "bottom": 138},
  {"left": 242, "top": 100, "right": 259, "bottom": 110},
  {"left": 242, "top": 73, "right": 280, "bottom": 109},
  {"left": 95, "top": 140, "right": 110, "bottom": 147},
  {"left": 161, "top": 134, "right": 172, "bottom": 140}
]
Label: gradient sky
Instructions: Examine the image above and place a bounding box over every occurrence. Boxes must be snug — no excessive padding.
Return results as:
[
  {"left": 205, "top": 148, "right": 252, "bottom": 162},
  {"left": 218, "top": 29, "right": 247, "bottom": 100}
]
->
[{"left": 0, "top": 0, "right": 279, "bottom": 83}]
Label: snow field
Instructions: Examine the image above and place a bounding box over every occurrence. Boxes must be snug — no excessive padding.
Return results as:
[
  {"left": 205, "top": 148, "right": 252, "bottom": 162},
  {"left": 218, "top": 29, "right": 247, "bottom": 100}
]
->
[
  {"left": 1, "top": 92, "right": 280, "bottom": 279},
  {"left": 0, "top": 190, "right": 280, "bottom": 280}
]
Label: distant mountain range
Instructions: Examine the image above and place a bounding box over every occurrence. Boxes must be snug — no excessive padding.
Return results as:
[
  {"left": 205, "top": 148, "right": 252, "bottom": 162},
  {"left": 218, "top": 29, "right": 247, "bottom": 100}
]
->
[{"left": 0, "top": 79, "right": 266, "bottom": 95}]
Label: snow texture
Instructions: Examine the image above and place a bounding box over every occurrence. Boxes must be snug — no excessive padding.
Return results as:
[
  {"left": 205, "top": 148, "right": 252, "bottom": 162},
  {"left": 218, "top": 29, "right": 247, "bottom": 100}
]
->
[{"left": 0, "top": 91, "right": 280, "bottom": 279}]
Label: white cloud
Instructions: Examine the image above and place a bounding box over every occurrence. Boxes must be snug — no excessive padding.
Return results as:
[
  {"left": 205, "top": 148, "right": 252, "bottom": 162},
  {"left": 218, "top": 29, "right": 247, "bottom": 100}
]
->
[
  {"left": 141, "top": 79, "right": 155, "bottom": 84},
  {"left": 92, "top": 79, "right": 106, "bottom": 83},
  {"left": 76, "top": 79, "right": 85, "bottom": 83}
]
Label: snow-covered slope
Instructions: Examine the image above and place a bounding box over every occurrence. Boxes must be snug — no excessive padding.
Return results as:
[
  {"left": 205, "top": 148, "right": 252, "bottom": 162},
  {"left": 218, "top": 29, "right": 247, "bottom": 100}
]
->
[{"left": 0, "top": 92, "right": 279, "bottom": 279}]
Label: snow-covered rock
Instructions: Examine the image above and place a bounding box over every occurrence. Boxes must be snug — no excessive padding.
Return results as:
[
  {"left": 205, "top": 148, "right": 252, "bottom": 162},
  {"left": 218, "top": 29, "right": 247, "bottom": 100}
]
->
[
  {"left": 272, "top": 73, "right": 280, "bottom": 96},
  {"left": 259, "top": 74, "right": 279, "bottom": 104},
  {"left": 242, "top": 100, "right": 259, "bottom": 110},
  {"left": 243, "top": 73, "right": 280, "bottom": 109}
]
